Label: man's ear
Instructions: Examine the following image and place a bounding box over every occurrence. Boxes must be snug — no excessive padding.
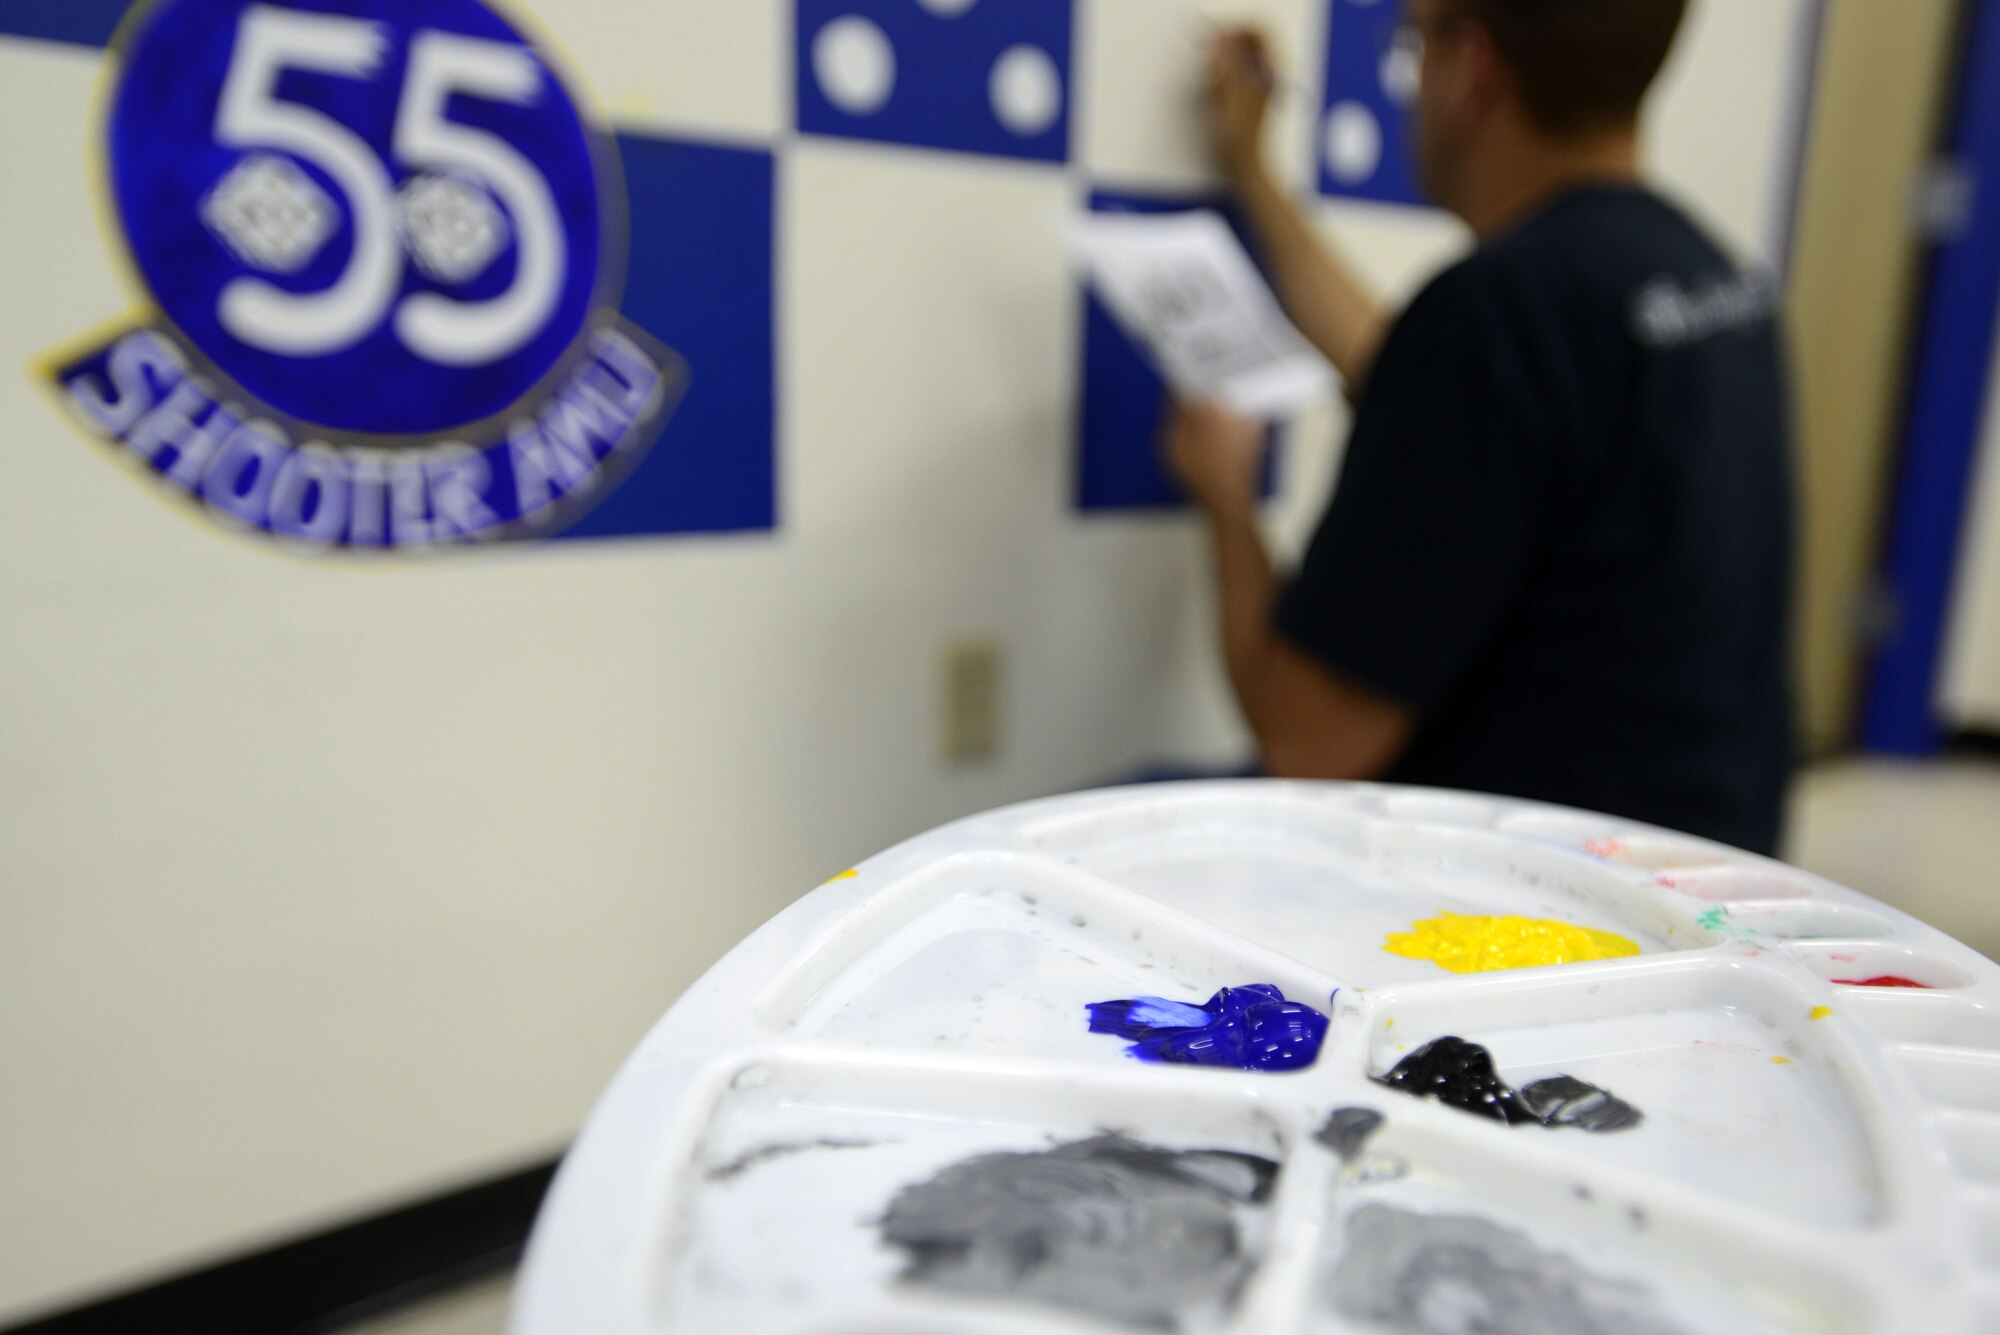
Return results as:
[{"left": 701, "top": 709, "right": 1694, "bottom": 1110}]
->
[{"left": 1453, "top": 20, "right": 1514, "bottom": 124}]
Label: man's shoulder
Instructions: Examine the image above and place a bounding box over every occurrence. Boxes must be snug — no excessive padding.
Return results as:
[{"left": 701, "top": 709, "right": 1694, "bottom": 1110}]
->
[
  {"left": 1392, "top": 247, "right": 1512, "bottom": 339},
  {"left": 1398, "top": 188, "right": 1747, "bottom": 350},
  {"left": 1387, "top": 234, "right": 1557, "bottom": 359},
  {"left": 1500, "top": 187, "right": 1742, "bottom": 291}
]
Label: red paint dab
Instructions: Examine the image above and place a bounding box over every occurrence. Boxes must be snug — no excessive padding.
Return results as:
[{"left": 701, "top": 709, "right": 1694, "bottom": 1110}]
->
[{"left": 1832, "top": 975, "right": 1931, "bottom": 989}]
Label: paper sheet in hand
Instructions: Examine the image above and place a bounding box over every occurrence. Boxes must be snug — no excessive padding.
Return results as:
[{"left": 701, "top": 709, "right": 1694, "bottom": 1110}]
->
[{"left": 1071, "top": 209, "right": 1336, "bottom": 418}]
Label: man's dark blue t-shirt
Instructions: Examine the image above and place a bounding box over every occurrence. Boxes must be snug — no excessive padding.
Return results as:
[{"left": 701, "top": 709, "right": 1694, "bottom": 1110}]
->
[{"left": 1273, "top": 186, "right": 1795, "bottom": 853}]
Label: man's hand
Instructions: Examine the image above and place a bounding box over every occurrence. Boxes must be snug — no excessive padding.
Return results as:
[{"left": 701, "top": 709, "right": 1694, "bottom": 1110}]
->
[
  {"left": 1164, "top": 399, "right": 1266, "bottom": 519},
  {"left": 1203, "top": 27, "right": 1275, "bottom": 184}
]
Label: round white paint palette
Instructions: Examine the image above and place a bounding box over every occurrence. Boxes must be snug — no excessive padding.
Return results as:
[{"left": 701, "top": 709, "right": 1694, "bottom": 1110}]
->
[{"left": 512, "top": 781, "right": 2000, "bottom": 1334}]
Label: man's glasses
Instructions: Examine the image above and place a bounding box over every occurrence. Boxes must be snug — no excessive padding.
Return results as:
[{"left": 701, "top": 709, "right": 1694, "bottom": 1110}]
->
[
  {"left": 1372, "top": 8, "right": 1471, "bottom": 105},
  {"left": 1382, "top": 8, "right": 1472, "bottom": 64}
]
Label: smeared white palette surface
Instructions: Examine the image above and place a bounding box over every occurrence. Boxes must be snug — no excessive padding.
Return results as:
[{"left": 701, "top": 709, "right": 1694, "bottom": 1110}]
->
[{"left": 515, "top": 782, "right": 2000, "bottom": 1334}]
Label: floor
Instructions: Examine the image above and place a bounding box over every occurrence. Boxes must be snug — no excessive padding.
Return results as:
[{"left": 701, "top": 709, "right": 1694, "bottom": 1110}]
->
[
  {"left": 343, "top": 1276, "right": 513, "bottom": 1335},
  {"left": 352, "top": 755, "right": 2000, "bottom": 1335}
]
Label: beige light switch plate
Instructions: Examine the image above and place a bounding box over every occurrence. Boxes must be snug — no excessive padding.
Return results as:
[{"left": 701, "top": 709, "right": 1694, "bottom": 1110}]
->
[{"left": 939, "top": 637, "right": 1002, "bottom": 764}]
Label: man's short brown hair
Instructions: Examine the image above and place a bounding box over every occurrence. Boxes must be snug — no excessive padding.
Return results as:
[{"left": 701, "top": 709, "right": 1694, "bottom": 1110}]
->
[{"left": 1453, "top": 0, "right": 1690, "bottom": 134}]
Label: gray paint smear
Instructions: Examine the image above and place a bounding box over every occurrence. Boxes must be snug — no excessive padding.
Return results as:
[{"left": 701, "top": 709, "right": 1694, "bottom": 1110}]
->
[
  {"left": 1315, "top": 1107, "right": 1386, "bottom": 1163},
  {"left": 880, "top": 1133, "right": 1278, "bottom": 1332},
  {"left": 1330, "top": 1203, "right": 1690, "bottom": 1335},
  {"left": 704, "top": 1137, "right": 878, "bottom": 1183},
  {"left": 1516, "top": 1076, "right": 1644, "bottom": 1133}
]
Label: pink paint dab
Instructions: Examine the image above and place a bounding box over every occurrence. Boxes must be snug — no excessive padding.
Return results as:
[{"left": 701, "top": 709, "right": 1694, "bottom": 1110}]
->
[{"left": 1833, "top": 975, "right": 1930, "bottom": 989}]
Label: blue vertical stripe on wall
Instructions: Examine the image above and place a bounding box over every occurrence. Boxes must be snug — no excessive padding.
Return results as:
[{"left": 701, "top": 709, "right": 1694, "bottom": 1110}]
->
[
  {"left": 557, "top": 133, "right": 777, "bottom": 540},
  {"left": 1075, "top": 189, "right": 1279, "bottom": 512},
  {"left": 1860, "top": 0, "right": 2000, "bottom": 753},
  {"left": 0, "top": 0, "right": 130, "bottom": 47}
]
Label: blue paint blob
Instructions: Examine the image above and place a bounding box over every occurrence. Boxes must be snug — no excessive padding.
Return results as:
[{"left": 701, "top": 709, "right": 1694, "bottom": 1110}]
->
[
  {"left": 1085, "top": 996, "right": 1215, "bottom": 1036},
  {"left": 1086, "top": 984, "right": 1329, "bottom": 1072}
]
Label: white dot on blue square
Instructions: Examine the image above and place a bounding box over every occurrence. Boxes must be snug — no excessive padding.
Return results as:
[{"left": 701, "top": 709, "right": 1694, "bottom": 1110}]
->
[{"left": 797, "top": 0, "right": 1073, "bottom": 163}]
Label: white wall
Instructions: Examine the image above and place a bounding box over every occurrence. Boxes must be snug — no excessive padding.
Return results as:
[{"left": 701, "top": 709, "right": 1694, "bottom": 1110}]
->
[{"left": 0, "top": 0, "right": 1814, "bottom": 1319}]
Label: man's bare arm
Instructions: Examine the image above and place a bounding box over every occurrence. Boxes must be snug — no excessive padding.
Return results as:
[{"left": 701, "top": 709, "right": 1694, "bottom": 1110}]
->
[
  {"left": 1167, "top": 403, "right": 1415, "bottom": 777},
  {"left": 1205, "top": 507, "right": 1414, "bottom": 778},
  {"left": 1232, "top": 159, "right": 1392, "bottom": 394}
]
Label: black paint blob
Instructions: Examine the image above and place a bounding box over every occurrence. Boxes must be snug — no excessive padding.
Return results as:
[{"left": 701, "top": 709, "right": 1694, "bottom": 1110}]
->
[
  {"left": 1373, "top": 1037, "right": 1643, "bottom": 1132},
  {"left": 1374, "top": 1036, "right": 1527, "bottom": 1122},
  {"left": 880, "top": 1133, "right": 1279, "bottom": 1331}
]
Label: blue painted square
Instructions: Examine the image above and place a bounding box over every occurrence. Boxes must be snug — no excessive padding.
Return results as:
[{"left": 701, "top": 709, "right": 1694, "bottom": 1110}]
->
[
  {"left": 1075, "top": 190, "right": 1279, "bottom": 512},
  {"left": 557, "top": 134, "right": 776, "bottom": 540},
  {"left": 797, "top": 0, "right": 1072, "bottom": 163},
  {"left": 0, "top": 0, "right": 130, "bottom": 48},
  {"left": 1317, "top": 0, "right": 1427, "bottom": 207}
]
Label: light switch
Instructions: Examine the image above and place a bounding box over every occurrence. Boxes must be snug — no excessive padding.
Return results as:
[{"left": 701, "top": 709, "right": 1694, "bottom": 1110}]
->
[{"left": 939, "top": 637, "right": 1003, "bottom": 763}]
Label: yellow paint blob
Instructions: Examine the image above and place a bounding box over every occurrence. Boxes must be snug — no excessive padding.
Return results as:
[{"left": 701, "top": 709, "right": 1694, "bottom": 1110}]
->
[
  {"left": 1810, "top": 1005, "right": 1833, "bottom": 1021},
  {"left": 1384, "top": 912, "right": 1640, "bottom": 974},
  {"left": 1771, "top": 1057, "right": 1792, "bottom": 1065},
  {"left": 826, "top": 868, "right": 860, "bottom": 883}
]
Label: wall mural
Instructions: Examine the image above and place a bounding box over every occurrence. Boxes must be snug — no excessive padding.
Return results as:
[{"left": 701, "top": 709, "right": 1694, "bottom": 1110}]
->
[
  {"left": 15, "top": 0, "right": 1432, "bottom": 552},
  {"left": 23, "top": 0, "right": 776, "bottom": 551}
]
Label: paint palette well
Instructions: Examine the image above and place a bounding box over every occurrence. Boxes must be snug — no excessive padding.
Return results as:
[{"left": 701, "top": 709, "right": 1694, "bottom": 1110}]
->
[
  {"left": 1309, "top": 1166, "right": 1868, "bottom": 1334},
  {"left": 516, "top": 782, "right": 2000, "bottom": 1334},
  {"left": 762, "top": 854, "right": 1334, "bottom": 1062},
  {"left": 655, "top": 1056, "right": 1290, "bottom": 1334},
  {"left": 1367, "top": 959, "right": 1884, "bottom": 1227},
  {"left": 1029, "top": 791, "right": 1687, "bottom": 987}
]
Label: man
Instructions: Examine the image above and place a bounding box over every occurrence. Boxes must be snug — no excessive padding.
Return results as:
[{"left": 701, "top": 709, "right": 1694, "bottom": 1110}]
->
[{"left": 1169, "top": 0, "right": 1794, "bottom": 852}]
